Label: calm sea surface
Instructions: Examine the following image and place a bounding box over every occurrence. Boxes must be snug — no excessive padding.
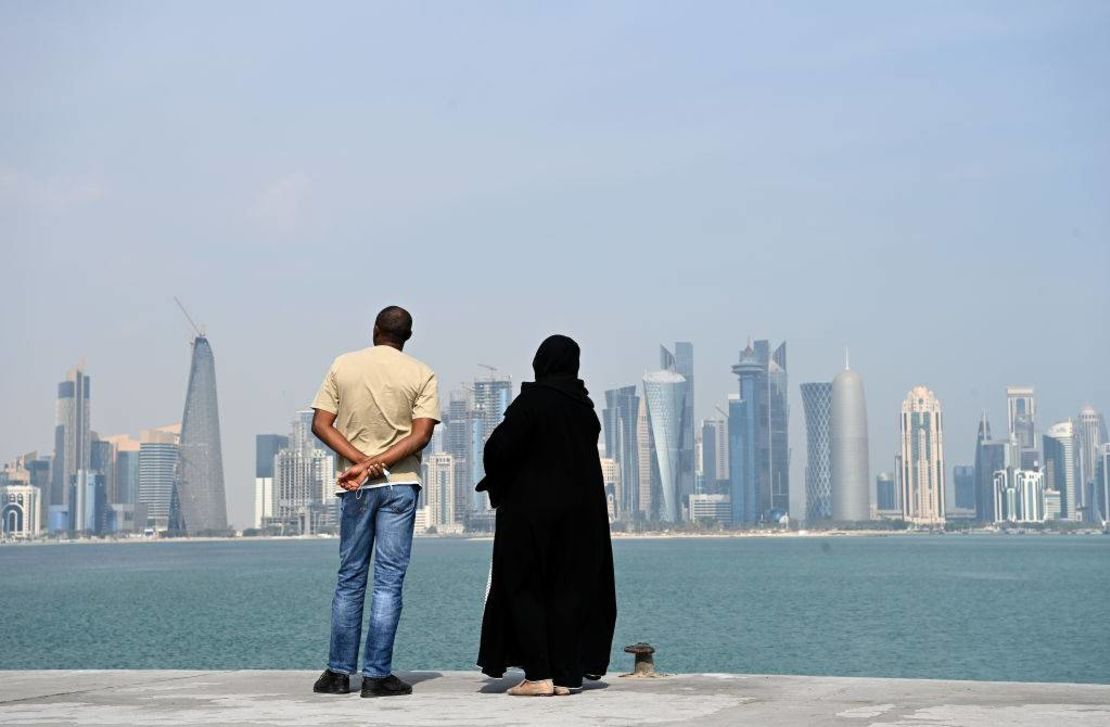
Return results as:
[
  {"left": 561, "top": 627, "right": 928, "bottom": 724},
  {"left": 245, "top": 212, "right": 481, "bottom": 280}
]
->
[{"left": 1, "top": 536, "right": 1107, "bottom": 683}]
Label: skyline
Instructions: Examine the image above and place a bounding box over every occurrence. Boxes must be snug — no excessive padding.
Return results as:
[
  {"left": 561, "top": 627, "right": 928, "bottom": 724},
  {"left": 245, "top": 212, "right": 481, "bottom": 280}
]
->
[
  {"left": 5, "top": 340, "right": 1105, "bottom": 529},
  {"left": 3, "top": 2, "right": 1108, "bottom": 527}
]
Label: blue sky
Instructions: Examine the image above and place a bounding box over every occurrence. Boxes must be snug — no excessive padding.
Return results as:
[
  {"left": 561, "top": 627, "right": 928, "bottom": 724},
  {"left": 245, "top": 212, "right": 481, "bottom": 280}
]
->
[{"left": 3, "top": 1, "right": 1108, "bottom": 527}]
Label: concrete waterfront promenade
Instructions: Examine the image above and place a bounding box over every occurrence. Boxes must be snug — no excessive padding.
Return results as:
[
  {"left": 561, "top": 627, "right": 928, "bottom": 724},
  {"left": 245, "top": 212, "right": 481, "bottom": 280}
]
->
[{"left": 2, "top": 671, "right": 1109, "bottom": 726}]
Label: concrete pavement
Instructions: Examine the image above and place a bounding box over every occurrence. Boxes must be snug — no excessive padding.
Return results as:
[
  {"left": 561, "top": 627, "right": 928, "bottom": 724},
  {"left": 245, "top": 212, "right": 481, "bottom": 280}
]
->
[{"left": 1, "top": 670, "right": 1108, "bottom": 726}]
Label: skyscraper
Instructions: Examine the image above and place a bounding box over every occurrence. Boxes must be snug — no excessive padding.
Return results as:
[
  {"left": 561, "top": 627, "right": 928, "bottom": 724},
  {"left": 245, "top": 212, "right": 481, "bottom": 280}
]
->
[
  {"left": 1095, "top": 443, "right": 1110, "bottom": 523},
  {"left": 668, "top": 342, "right": 696, "bottom": 518},
  {"left": 900, "top": 386, "right": 946, "bottom": 527},
  {"left": 273, "top": 411, "right": 335, "bottom": 534},
  {"left": 254, "top": 433, "right": 288, "bottom": 529},
  {"left": 600, "top": 456, "right": 620, "bottom": 521},
  {"left": 138, "top": 440, "right": 178, "bottom": 532},
  {"left": 800, "top": 382, "right": 833, "bottom": 522},
  {"left": 90, "top": 436, "right": 117, "bottom": 504},
  {"left": 470, "top": 376, "right": 513, "bottom": 515},
  {"left": 442, "top": 389, "right": 473, "bottom": 519},
  {"left": 699, "top": 417, "right": 729, "bottom": 493},
  {"left": 830, "top": 366, "right": 870, "bottom": 522},
  {"left": 876, "top": 472, "right": 897, "bottom": 513},
  {"left": 603, "top": 386, "right": 641, "bottom": 519},
  {"left": 175, "top": 336, "right": 228, "bottom": 533},
  {"left": 952, "top": 465, "right": 976, "bottom": 512},
  {"left": 423, "top": 452, "right": 457, "bottom": 530},
  {"left": 1007, "top": 386, "right": 1036, "bottom": 450},
  {"left": 1077, "top": 405, "right": 1107, "bottom": 499},
  {"left": 994, "top": 468, "right": 1045, "bottom": 524},
  {"left": 643, "top": 369, "right": 686, "bottom": 522},
  {"left": 1043, "top": 421, "right": 1080, "bottom": 521},
  {"left": 104, "top": 435, "right": 141, "bottom": 505},
  {"left": 729, "top": 340, "right": 789, "bottom": 524},
  {"left": 636, "top": 397, "right": 653, "bottom": 519},
  {"left": 52, "top": 368, "right": 91, "bottom": 508}
]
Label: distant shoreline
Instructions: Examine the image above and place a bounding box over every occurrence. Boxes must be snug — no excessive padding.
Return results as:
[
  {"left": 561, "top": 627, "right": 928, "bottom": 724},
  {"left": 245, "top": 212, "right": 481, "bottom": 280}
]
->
[{"left": 3, "top": 528, "right": 1106, "bottom": 547}]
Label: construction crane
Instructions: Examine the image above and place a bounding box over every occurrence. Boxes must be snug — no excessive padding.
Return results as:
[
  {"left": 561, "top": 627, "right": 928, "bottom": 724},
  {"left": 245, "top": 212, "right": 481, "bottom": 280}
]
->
[
  {"left": 478, "top": 363, "right": 499, "bottom": 379},
  {"left": 174, "top": 297, "right": 205, "bottom": 337}
]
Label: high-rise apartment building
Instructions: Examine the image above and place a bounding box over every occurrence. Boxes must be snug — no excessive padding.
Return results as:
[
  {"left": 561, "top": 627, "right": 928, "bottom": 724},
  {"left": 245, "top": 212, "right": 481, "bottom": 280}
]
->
[
  {"left": 1043, "top": 421, "right": 1080, "bottom": 521},
  {"left": 175, "top": 336, "right": 228, "bottom": 533},
  {"left": 800, "top": 382, "right": 833, "bottom": 522},
  {"left": 830, "top": 366, "right": 870, "bottom": 522},
  {"left": 900, "top": 386, "right": 946, "bottom": 526},
  {"left": 603, "top": 386, "right": 641, "bottom": 518},
  {"left": 643, "top": 370, "right": 686, "bottom": 522},
  {"left": 423, "top": 452, "right": 457, "bottom": 530},
  {"left": 468, "top": 377, "right": 512, "bottom": 516},
  {"left": 729, "top": 340, "right": 789, "bottom": 524},
  {"left": 52, "top": 368, "right": 91, "bottom": 508},
  {"left": 273, "top": 411, "right": 335, "bottom": 534}
]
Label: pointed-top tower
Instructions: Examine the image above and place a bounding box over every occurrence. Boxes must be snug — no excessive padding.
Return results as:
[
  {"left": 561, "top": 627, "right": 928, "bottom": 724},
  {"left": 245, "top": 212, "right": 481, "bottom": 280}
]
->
[{"left": 174, "top": 329, "right": 228, "bottom": 534}]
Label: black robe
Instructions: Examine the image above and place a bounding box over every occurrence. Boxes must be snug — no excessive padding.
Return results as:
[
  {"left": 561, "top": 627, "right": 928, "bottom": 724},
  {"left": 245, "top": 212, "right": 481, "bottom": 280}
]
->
[{"left": 475, "top": 378, "right": 617, "bottom": 687}]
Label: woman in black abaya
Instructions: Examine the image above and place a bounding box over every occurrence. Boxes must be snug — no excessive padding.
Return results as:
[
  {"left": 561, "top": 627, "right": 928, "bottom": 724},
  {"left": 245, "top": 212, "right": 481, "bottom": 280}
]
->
[{"left": 476, "top": 335, "right": 617, "bottom": 697}]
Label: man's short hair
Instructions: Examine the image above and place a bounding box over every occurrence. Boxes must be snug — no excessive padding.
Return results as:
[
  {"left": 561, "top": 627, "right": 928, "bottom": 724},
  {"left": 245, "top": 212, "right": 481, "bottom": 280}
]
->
[{"left": 375, "top": 306, "right": 413, "bottom": 343}]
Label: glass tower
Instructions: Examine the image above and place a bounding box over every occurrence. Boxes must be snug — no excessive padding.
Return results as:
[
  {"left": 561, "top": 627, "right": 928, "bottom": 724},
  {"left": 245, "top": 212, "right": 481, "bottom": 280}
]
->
[
  {"left": 175, "top": 336, "right": 228, "bottom": 534},
  {"left": 800, "top": 382, "right": 833, "bottom": 521},
  {"left": 643, "top": 370, "right": 686, "bottom": 523},
  {"left": 729, "top": 340, "right": 789, "bottom": 524},
  {"left": 52, "top": 369, "right": 91, "bottom": 508},
  {"left": 603, "top": 385, "right": 641, "bottom": 519},
  {"left": 1043, "top": 421, "right": 1079, "bottom": 521}
]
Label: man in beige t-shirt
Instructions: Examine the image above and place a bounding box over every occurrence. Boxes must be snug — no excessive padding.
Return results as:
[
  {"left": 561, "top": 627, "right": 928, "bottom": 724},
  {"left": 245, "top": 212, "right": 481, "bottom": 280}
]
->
[{"left": 309, "top": 305, "right": 439, "bottom": 699}]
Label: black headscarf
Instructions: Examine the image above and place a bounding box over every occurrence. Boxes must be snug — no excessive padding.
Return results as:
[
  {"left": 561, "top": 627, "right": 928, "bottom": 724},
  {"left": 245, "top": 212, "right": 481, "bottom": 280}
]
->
[{"left": 530, "top": 334, "right": 593, "bottom": 408}]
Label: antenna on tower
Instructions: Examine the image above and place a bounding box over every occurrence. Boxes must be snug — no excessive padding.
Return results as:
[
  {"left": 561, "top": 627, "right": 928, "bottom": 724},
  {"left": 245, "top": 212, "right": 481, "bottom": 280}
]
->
[
  {"left": 845, "top": 347, "right": 850, "bottom": 371},
  {"left": 174, "top": 297, "right": 205, "bottom": 337}
]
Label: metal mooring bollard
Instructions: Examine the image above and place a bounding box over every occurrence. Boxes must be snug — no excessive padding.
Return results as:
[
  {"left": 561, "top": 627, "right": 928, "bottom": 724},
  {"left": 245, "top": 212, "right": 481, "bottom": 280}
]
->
[{"left": 623, "top": 642, "right": 659, "bottom": 677}]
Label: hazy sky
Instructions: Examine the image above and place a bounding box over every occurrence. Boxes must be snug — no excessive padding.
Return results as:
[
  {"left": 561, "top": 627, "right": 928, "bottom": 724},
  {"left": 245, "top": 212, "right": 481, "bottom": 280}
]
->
[{"left": 3, "top": 1, "right": 1108, "bottom": 528}]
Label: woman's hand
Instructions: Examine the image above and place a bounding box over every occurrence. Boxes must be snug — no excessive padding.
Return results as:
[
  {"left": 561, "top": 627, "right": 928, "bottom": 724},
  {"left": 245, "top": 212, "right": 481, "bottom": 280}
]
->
[{"left": 338, "top": 459, "right": 386, "bottom": 491}]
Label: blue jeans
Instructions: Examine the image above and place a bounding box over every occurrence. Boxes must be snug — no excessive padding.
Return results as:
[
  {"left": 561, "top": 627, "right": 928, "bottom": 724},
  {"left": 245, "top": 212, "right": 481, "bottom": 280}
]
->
[{"left": 328, "top": 484, "right": 418, "bottom": 678}]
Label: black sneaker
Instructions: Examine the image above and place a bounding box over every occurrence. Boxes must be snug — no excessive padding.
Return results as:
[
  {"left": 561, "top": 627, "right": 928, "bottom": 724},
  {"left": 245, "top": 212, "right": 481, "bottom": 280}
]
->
[
  {"left": 313, "top": 669, "right": 351, "bottom": 694},
  {"left": 361, "top": 674, "right": 413, "bottom": 698}
]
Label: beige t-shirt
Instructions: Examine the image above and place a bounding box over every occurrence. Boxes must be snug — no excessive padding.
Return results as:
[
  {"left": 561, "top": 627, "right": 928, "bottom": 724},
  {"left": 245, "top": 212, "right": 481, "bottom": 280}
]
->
[{"left": 311, "top": 345, "right": 440, "bottom": 494}]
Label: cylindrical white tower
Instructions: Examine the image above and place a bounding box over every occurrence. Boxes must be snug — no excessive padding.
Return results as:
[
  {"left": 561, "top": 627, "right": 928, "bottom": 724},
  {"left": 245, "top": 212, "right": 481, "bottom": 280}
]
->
[{"left": 830, "top": 367, "right": 870, "bottom": 521}]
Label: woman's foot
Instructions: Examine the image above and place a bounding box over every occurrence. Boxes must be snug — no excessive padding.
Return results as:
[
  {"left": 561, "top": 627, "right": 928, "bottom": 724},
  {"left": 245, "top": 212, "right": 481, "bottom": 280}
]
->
[
  {"left": 553, "top": 685, "right": 582, "bottom": 696},
  {"left": 507, "top": 679, "right": 554, "bottom": 696}
]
